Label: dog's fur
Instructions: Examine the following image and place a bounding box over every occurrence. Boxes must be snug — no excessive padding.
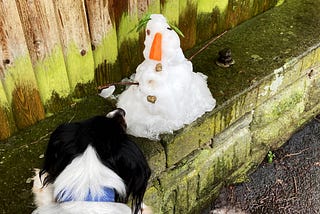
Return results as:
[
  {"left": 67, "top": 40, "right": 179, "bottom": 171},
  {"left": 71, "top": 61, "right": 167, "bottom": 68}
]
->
[{"left": 32, "top": 109, "right": 152, "bottom": 214}]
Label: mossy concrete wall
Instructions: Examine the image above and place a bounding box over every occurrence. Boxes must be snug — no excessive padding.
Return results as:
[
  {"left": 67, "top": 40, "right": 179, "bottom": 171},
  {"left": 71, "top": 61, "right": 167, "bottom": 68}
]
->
[
  {"left": 0, "top": 0, "right": 319, "bottom": 213},
  {"left": 143, "top": 46, "right": 320, "bottom": 213},
  {"left": 141, "top": 0, "right": 320, "bottom": 212}
]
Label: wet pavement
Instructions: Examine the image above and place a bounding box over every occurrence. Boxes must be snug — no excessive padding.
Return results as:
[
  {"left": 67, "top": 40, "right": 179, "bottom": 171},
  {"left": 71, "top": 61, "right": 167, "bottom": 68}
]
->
[{"left": 203, "top": 115, "right": 320, "bottom": 214}]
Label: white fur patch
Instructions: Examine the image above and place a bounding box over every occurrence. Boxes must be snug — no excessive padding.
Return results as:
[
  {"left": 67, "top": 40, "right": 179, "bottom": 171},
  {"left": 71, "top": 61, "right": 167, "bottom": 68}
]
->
[
  {"left": 32, "top": 201, "right": 132, "bottom": 214},
  {"left": 32, "top": 169, "right": 55, "bottom": 207},
  {"left": 53, "top": 145, "right": 126, "bottom": 202}
]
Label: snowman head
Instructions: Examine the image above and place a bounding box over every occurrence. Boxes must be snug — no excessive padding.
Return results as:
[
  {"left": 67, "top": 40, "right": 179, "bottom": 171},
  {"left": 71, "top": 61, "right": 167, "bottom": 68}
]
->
[{"left": 143, "top": 14, "right": 185, "bottom": 63}]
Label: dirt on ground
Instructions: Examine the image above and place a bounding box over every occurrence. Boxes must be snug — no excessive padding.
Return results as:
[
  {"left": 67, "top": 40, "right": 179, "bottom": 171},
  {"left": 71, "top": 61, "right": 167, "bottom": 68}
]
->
[{"left": 204, "top": 115, "right": 320, "bottom": 214}]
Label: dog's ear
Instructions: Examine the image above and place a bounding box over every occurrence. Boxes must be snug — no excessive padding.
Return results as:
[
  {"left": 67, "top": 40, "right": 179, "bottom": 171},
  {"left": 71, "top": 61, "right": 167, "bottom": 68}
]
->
[
  {"left": 109, "top": 139, "right": 151, "bottom": 214},
  {"left": 41, "top": 123, "right": 87, "bottom": 185},
  {"left": 106, "top": 108, "right": 127, "bottom": 130}
]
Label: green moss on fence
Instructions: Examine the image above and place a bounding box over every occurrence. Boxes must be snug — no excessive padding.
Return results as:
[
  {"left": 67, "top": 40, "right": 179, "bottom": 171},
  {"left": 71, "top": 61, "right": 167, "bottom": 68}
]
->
[
  {"left": 160, "top": 0, "right": 180, "bottom": 25},
  {"left": 64, "top": 42, "right": 95, "bottom": 92},
  {"left": 93, "top": 29, "right": 118, "bottom": 65},
  {"left": 34, "top": 46, "right": 71, "bottom": 112},
  {"left": 197, "top": 0, "right": 228, "bottom": 13},
  {"left": 117, "top": 13, "right": 141, "bottom": 78},
  {"left": 3, "top": 56, "right": 45, "bottom": 129}
]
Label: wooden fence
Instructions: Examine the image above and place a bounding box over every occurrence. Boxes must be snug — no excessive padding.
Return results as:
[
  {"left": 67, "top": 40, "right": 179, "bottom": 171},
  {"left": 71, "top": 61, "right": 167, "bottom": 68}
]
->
[{"left": 0, "top": 0, "right": 278, "bottom": 140}]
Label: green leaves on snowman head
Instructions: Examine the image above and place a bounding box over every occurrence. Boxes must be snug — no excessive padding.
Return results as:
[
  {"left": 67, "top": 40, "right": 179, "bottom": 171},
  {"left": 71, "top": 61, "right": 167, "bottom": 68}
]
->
[
  {"left": 129, "top": 13, "right": 184, "bottom": 37},
  {"left": 128, "top": 13, "right": 151, "bottom": 34},
  {"left": 168, "top": 23, "right": 185, "bottom": 37},
  {"left": 136, "top": 13, "right": 152, "bottom": 32}
]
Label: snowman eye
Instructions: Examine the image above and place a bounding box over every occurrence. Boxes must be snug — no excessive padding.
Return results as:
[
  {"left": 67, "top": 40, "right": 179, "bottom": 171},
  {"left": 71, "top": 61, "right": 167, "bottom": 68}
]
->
[
  {"left": 167, "top": 27, "right": 173, "bottom": 31},
  {"left": 146, "top": 29, "right": 150, "bottom": 35}
]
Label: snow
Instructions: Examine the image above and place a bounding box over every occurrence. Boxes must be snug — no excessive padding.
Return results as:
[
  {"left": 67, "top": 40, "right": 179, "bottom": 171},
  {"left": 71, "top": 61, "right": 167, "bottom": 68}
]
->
[
  {"left": 99, "top": 86, "right": 115, "bottom": 98},
  {"left": 117, "top": 14, "right": 216, "bottom": 139}
]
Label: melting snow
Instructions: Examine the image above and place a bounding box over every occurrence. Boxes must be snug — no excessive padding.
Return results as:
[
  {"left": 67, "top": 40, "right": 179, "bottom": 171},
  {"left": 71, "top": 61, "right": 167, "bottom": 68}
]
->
[{"left": 117, "top": 14, "right": 216, "bottom": 139}]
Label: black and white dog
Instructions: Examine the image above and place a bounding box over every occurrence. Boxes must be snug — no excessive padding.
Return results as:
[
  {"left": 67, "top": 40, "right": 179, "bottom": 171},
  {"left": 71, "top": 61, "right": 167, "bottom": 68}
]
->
[{"left": 32, "top": 108, "right": 152, "bottom": 214}]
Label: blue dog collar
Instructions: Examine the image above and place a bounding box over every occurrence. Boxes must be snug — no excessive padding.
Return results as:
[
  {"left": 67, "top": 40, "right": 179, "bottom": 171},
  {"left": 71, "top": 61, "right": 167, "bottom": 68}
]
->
[{"left": 57, "top": 187, "right": 115, "bottom": 203}]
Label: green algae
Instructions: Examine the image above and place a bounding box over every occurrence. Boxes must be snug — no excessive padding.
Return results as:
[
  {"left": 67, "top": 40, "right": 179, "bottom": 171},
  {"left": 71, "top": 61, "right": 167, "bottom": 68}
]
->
[
  {"left": 94, "top": 59, "right": 121, "bottom": 86},
  {"left": 93, "top": 28, "right": 118, "bottom": 65},
  {"left": 0, "top": 81, "right": 8, "bottom": 108},
  {"left": 179, "top": 0, "right": 197, "bottom": 49},
  {"left": 2, "top": 56, "right": 39, "bottom": 105},
  {"left": 64, "top": 42, "right": 95, "bottom": 91},
  {"left": 197, "top": 0, "right": 228, "bottom": 13},
  {"left": 276, "top": 0, "right": 285, "bottom": 6},
  {"left": 271, "top": 92, "right": 303, "bottom": 118},
  {"left": 33, "top": 45, "right": 71, "bottom": 112},
  {"left": 0, "top": 85, "right": 11, "bottom": 137},
  {"left": 144, "top": 0, "right": 160, "bottom": 15},
  {"left": 160, "top": 0, "right": 180, "bottom": 25},
  {"left": 2, "top": 56, "right": 45, "bottom": 129},
  {"left": 44, "top": 91, "right": 72, "bottom": 114},
  {"left": 93, "top": 30, "right": 120, "bottom": 83},
  {"left": 118, "top": 13, "right": 139, "bottom": 44},
  {"left": 117, "top": 13, "right": 142, "bottom": 78}
]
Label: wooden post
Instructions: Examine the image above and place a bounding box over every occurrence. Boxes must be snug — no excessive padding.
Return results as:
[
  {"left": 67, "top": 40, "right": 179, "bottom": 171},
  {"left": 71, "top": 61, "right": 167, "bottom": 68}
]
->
[
  {"left": 53, "top": 0, "right": 95, "bottom": 96},
  {"left": 85, "top": 0, "right": 120, "bottom": 85},
  {"left": 0, "top": 0, "right": 45, "bottom": 130},
  {"left": 179, "top": 0, "right": 197, "bottom": 50},
  {"left": 160, "top": 0, "right": 180, "bottom": 25},
  {"left": 196, "top": 0, "right": 228, "bottom": 43},
  {"left": 15, "top": 0, "right": 71, "bottom": 113},
  {"left": 137, "top": 0, "right": 161, "bottom": 17},
  {"left": 0, "top": 82, "right": 14, "bottom": 140},
  {"left": 116, "top": 0, "right": 142, "bottom": 78},
  {"left": 0, "top": 47, "right": 15, "bottom": 140}
]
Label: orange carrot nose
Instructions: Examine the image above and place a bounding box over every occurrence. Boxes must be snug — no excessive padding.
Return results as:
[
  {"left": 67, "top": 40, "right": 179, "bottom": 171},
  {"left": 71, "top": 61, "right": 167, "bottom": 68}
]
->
[{"left": 149, "top": 33, "right": 162, "bottom": 61}]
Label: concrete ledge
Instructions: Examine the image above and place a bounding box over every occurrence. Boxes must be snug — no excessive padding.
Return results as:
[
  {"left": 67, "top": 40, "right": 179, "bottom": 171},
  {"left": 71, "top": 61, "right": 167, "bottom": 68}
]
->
[
  {"left": 146, "top": 66, "right": 319, "bottom": 213},
  {"left": 143, "top": 0, "right": 320, "bottom": 212},
  {"left": 145, "top": 49, "right": 320, "bottom": 213},
  {"left": 0, "top": 0, "right": 319, "bottom": 213}
]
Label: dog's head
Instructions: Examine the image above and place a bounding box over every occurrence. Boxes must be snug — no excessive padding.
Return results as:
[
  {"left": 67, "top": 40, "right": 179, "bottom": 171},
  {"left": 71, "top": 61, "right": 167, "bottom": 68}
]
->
[{"left": 40, "top": 108, "right": 151, "bottom": 214}]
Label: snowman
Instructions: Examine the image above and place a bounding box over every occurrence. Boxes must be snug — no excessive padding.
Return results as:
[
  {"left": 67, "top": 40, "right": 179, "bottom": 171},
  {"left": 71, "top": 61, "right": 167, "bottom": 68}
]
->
[{"left": 117, "top": 14, "right": 216, "bottom": 139}]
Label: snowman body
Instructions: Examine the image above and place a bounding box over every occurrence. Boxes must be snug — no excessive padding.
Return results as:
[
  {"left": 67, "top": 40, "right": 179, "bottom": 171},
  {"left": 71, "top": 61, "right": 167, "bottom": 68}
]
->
[{"left": 117, "top": 14, "right": 216, "bottom": 139}]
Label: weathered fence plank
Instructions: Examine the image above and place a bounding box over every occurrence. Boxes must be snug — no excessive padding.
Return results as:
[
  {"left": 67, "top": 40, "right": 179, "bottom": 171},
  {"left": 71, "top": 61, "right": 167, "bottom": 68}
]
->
[
  {"left": 53, "top": 0, "right": 94, "bottom": 95},
  {"left": 0, "top": 37, "right": 13, "bottom": 140},
  {"left": 160, "top": 0, "right": 180, "bottom": 25},
  {"left": 15, "top": 0, "right": 71, "bottom": 113},
  {"left": 196, "top": 0, "right": 228, "bottom": 43},
  {"left": 0, "top": 0, "right": 45, "bottom": 130},
  {"left": 0, "top": 46, "right": 15, "bottom": 140},
  {"left": 179, "top": 0, "right": 197, "bottom": 50},
  {"left": 116, "top": 0, "right": 142, "bottom": 78},
  {"left": 0, "top": 81, "right": 13, "bottom": 140},
  {"left": 85, "top": 0, "right": 120, "bottom": 85},
  {"left": 137, "top": 0, "right": 160, "bottom": 16}
]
